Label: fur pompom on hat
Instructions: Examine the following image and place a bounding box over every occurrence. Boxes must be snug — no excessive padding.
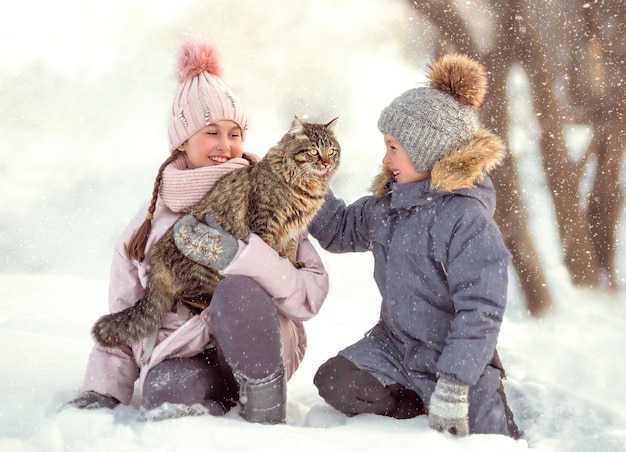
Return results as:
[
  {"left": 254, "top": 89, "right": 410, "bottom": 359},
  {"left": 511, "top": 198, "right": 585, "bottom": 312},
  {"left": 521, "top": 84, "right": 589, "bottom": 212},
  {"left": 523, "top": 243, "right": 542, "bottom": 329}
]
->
[
  {"left": 377, "top": 54, "right": 488, "bottom": 173},
  {"left": 168, "top": 38, "right": 247, "bottom": 151}
]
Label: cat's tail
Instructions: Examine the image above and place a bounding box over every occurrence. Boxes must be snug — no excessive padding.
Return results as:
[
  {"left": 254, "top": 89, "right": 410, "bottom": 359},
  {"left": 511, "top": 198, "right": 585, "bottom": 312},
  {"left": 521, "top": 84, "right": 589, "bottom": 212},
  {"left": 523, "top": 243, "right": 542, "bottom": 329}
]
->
[{"left": 91, "top": 294, "right": 167, "bottom": 347}]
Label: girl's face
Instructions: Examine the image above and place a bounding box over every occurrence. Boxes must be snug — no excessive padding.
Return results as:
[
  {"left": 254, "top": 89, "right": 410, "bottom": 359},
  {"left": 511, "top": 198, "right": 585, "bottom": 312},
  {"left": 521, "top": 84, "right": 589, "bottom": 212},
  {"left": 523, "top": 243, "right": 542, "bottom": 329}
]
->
[
  {"left": 382, "top": 133, "right": 430, "bottom": 184},
  {"left": 178, "top": 120, "right": 244, "bottom": 169}
]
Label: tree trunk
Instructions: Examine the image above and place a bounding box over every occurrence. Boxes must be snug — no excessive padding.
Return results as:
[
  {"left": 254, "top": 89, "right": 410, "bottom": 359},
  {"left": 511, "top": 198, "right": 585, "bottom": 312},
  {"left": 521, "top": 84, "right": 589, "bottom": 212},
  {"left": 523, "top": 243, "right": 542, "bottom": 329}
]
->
[
  {"left": 512, "top": 0, "right": 600, "bottom": 286},
  {"left": 587, "top": 107, "right": 625, "bottom": 289},
  {"left": 580, "top": 2, "right": 625, "bottom": 289},
  {"left": 482, "top": 49, "right": 554, "bottom": 317}
]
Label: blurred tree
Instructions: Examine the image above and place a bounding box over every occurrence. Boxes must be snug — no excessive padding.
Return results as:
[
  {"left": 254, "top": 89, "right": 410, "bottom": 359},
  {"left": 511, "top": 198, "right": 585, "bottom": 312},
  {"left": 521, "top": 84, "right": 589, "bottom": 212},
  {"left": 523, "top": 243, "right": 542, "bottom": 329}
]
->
[{"left": 407, "top": 0, "right": 624, "bottom": 316}]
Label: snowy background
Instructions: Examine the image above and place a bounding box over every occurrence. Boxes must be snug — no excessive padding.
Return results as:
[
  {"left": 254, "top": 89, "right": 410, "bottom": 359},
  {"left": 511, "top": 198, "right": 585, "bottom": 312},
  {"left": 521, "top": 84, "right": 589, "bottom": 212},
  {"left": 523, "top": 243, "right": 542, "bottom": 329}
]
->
[{"left": 1, "top": 1, "right": 624, "bottom": 451}]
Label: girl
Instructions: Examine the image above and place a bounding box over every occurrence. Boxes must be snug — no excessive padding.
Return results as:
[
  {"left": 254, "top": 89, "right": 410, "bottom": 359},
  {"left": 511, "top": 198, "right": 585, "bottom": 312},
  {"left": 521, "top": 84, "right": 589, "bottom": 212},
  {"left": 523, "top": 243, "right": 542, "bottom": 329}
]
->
[{"left": 66, "top": 38, "right": 329, "bottom": 424}]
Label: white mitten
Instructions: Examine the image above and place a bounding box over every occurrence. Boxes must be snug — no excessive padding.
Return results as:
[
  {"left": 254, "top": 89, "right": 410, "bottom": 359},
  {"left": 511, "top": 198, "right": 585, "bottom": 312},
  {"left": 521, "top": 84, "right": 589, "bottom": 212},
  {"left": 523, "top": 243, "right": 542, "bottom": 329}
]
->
[{"left": 428, "top": 376, "right": 470, "bottom": 436}]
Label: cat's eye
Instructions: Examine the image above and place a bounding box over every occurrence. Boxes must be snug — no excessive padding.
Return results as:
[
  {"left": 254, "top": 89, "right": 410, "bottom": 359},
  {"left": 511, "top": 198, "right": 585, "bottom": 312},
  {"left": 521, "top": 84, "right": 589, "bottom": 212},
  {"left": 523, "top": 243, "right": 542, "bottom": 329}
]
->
[
  {"left": 328, "top": 149, "right": 336, "bottom": 156},
  {"left": 309, "top": 149, "right": 319, "bottom": 156}
]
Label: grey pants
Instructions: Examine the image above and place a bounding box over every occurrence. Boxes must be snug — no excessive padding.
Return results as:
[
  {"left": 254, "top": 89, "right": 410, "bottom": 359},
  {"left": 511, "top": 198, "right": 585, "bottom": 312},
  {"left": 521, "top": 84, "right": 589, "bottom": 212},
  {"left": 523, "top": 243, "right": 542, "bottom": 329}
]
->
[
  {"left": 142, "top": 276, "right": 283, "bottom": 414},
  {"left": 327, "top": 322, "right": 519, "bottom": 437}
]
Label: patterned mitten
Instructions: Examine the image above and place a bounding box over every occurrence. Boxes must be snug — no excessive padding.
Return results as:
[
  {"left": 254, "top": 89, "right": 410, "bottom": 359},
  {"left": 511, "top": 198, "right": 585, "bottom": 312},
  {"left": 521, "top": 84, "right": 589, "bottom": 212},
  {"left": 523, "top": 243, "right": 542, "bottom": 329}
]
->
[
  {"left": 65, "top": 391, "right": 120, "bottom": 410},
  {"left": 428, "top": 376, "right": 470, "bottom": 436},
  {"left": 173, "top": 214, "right": 239, "bottom": 271}
]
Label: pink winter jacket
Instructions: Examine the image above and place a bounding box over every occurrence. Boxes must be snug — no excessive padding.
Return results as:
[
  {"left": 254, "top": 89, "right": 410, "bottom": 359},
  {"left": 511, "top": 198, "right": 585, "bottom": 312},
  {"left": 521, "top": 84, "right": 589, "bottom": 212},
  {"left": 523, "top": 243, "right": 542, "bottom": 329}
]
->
[{"left": 82, "top": 155, "right": 330, "bottom": 405}]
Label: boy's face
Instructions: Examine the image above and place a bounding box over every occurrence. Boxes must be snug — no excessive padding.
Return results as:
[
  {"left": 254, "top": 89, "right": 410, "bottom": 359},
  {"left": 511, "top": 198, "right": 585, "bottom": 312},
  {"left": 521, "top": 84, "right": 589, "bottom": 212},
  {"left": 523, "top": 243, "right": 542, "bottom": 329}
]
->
[
  {"left": 382, "top": 133, "right": 430, "bottom": 184},
  {"left": 178, "top": 120, "right": 244, "bottom": 169}
]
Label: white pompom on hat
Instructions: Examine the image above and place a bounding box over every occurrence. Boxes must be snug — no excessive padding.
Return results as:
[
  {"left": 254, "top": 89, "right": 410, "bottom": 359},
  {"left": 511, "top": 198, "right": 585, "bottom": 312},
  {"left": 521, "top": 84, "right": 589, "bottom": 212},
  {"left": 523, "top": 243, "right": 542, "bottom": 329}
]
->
[{"left": 167, "top": 38, "right": 248, "bottom": 152}]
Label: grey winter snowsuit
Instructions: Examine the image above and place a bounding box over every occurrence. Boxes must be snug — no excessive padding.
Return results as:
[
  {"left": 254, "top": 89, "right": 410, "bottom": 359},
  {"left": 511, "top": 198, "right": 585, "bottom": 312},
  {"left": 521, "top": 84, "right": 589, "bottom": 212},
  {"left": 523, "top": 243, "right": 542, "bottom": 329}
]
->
[{"left": 310, "top": 167, "right": 516, "bottom": 435}]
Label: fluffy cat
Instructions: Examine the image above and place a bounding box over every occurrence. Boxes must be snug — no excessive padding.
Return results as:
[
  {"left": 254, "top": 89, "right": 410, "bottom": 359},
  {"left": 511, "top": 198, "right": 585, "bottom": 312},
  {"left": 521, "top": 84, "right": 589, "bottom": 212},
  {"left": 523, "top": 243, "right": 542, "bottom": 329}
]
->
[{"left": 92, "top": 116, "right": 340, "bottom": 347}]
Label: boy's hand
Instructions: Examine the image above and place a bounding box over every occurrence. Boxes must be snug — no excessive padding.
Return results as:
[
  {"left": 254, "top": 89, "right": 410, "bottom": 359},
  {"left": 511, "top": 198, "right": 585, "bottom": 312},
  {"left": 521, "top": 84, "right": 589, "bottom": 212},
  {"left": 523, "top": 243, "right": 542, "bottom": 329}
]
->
[{"left": 428, "top": 377, "right": 470, "bottom": 436}]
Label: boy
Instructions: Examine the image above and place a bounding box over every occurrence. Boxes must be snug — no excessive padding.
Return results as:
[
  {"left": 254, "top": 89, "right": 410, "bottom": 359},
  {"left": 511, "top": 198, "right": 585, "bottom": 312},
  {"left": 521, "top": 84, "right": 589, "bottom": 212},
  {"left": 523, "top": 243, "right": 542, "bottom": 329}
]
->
[{"left": 309, "top": 54, "right": 519, "bottom": 438}]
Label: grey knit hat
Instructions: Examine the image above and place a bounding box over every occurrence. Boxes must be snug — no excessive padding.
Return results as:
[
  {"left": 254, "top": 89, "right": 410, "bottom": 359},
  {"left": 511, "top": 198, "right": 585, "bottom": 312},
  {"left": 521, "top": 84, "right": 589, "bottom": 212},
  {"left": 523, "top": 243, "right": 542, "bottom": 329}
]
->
[{"left": 377, "top": 54, "right": 488, "bottom": 173}]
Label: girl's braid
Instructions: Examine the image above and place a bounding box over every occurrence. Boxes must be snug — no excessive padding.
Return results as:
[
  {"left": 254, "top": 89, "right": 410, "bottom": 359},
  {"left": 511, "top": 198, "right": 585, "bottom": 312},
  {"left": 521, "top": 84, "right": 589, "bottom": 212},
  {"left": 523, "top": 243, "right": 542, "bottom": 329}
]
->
[{"left": 125, "top": 151, "right": 183, "bottom": 262}]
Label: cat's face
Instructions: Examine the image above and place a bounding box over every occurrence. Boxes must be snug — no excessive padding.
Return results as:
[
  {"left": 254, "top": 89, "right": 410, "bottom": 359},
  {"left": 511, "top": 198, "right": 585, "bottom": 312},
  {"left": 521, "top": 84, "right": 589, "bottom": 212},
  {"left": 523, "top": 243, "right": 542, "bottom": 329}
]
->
[{"left": 290, "top": 118, "right": 340, "bottom": 177}]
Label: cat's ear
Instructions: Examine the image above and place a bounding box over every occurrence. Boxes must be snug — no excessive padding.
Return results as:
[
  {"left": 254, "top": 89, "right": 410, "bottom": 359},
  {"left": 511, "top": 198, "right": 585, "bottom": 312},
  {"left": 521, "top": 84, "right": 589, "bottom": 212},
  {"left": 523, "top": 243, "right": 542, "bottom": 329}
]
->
[
  {"left": 288, "top": 116, "right": 305, "bottom": 135},
  {"left": 325, "top": 117, "right": 339, "bottom": 133}
]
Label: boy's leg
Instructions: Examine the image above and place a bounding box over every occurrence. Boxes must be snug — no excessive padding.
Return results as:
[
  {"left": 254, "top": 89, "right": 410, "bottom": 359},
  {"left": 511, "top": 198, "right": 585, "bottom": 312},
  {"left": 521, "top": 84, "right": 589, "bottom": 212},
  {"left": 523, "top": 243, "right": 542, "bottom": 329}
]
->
[
  {"left": 208, "top": 275, "right": 286, "bottom": 423},
  {"left": 468, "top": 365, "right": 520, "bottom": 438},
  {"left": 314, "top": 355, "right": 426, "bottom": 419}
]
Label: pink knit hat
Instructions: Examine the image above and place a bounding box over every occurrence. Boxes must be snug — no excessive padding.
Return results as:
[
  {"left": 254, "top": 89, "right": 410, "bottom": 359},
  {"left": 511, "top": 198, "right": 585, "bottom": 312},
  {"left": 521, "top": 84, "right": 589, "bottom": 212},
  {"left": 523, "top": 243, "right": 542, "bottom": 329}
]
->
[{"left": 168, "top": 39, "right": 248, "bottom": 152}]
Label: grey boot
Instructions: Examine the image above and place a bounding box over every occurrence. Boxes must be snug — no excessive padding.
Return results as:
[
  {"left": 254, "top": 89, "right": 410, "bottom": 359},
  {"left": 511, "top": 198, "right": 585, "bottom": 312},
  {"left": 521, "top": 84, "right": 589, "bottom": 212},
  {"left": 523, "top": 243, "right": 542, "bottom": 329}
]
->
[{"left": 237, "top": 367, "right": 287, "bottom": 424}]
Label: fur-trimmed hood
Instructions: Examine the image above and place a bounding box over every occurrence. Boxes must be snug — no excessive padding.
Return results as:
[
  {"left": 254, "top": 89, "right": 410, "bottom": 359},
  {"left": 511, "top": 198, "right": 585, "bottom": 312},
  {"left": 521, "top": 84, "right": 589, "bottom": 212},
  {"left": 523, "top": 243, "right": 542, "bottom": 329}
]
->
[{"left": 371, "top": 128, "right": 505, "bottom": 198}]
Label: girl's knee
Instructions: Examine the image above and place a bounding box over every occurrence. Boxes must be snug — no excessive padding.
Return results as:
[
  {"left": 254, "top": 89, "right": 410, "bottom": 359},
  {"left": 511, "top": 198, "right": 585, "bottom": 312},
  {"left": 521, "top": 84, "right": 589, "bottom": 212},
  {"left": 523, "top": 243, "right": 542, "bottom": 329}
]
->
[
  {"left": 210, "top": 276, "right": 271, "bottom": 313},
  {"left": 215, "top": 275, "right": 258, "bottom": 292},
  {"left": 142, "top": 365, "right": 175, "bottom": 411}
]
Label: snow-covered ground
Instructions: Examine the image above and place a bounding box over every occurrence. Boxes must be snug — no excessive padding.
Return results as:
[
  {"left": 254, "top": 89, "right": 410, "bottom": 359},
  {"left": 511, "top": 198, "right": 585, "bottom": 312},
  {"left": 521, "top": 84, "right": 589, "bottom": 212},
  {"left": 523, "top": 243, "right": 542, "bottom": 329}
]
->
[
  {"left": 1, "top": 262, "right": 625, "bottom": 451},
  {"left": 1, "top": 1, "right": 625, "bottom": 451}
]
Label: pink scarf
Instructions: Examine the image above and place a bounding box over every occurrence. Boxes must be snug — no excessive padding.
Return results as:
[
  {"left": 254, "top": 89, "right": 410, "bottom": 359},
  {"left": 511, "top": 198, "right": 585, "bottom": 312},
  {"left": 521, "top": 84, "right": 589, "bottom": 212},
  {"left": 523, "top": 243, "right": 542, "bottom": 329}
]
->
[{"left": 159, "top": 153, "right": 260, "bottom": 213}]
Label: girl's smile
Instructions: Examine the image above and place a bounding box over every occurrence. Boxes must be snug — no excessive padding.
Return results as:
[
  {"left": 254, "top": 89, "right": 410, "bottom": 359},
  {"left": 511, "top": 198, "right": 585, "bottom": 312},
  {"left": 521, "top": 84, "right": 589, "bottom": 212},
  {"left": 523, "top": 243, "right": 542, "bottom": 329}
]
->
[{"left": 178, "top": 120, "right": 244, "bottom": 169}]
